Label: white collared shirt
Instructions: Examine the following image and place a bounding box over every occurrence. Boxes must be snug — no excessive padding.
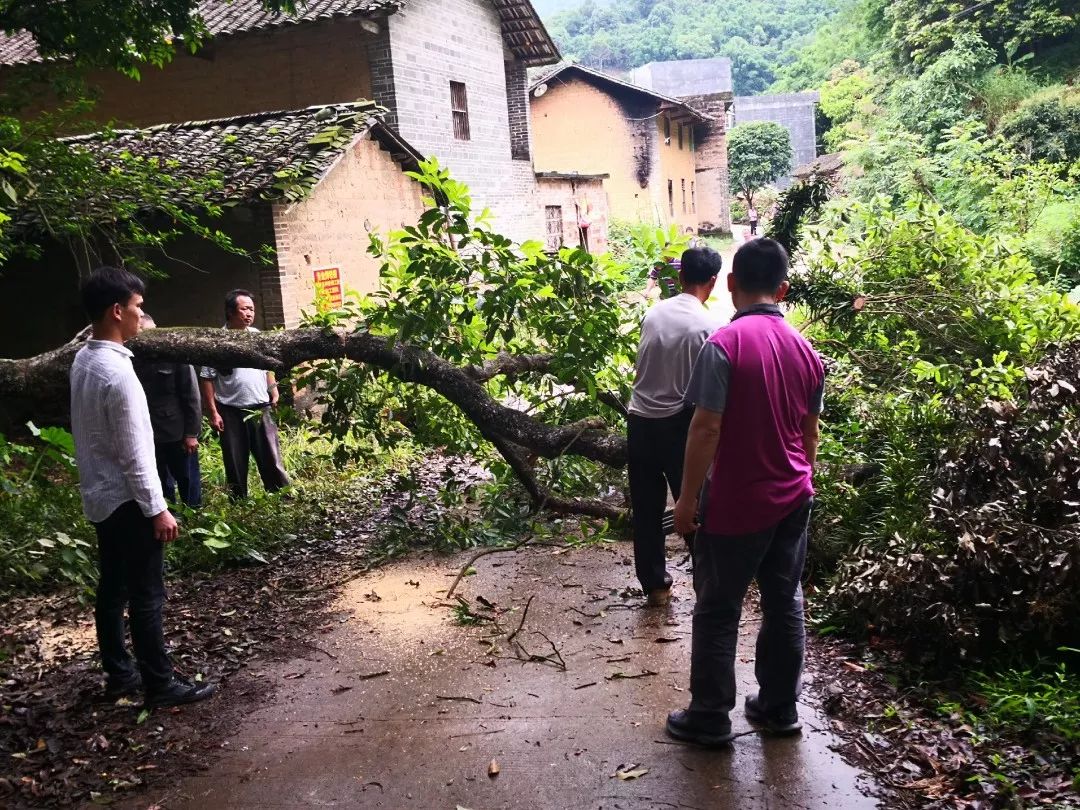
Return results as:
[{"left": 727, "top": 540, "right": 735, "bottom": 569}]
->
[
  {"left": 198, "top": 326, "right": 271, "bottom": 407},
  {"left": 70, "top": 340, "right": 167, "bottom": 523}
]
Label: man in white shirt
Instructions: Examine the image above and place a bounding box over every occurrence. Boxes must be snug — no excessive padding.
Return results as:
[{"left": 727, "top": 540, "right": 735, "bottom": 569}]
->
[
  {"left": 70, "top": 266, "right": 215, "bottom": 708},
  {"left": 199, "top": 289, "right": 289, "bottom": 499},
  {"left": 627, "top": 247, "right": 724, "bottom": 605}
]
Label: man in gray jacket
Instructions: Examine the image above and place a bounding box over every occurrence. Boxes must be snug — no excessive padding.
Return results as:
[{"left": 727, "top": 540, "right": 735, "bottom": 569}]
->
[{"left": 134, "top": 315, "right": 202, "bottom": 508}]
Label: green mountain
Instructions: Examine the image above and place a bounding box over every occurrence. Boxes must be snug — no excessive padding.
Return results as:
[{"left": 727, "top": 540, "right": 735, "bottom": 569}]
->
[{"left": 542, "top": 0, "right": 841, "bottom": 95}]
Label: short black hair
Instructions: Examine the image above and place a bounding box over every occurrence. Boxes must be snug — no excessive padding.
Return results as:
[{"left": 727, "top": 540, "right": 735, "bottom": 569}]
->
[
  {"left": 680, "top": 246, "right": 723, "bottom": 285},
  {"left": 225, "top": 289, "right": 254, "bottom": 318},
  {"left": 80, "top": 266, "right": 145, "bottom": 322},
  {"left": 732, "top": 238, "right": 789, "bottom": 294}
]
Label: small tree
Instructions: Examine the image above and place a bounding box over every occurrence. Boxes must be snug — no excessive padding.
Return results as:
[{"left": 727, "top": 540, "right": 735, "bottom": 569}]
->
[{"left": 727, "top": 121, "right": 793, "bottom": 208}]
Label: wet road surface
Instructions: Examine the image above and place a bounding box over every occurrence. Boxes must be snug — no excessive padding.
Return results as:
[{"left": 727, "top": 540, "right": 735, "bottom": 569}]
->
[{"left": 147, "top": 540, "right": 878, "bottom": 809}]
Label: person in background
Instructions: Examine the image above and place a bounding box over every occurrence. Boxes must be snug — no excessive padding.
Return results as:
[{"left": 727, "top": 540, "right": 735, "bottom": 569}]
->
[
  {"left": 747, "top": 204, "right": 760, "bottom": 236},
  {"left": 666, "top": 238, "right": 823, "bottom": 747},
  {"left": 70, "top": 266, "right": 216, "bottom": 708},
  {"left": 645, "top": 257, "right": 681, "bottom": 299},
  {"left": 628, "top": 247, "right": 725, "bottom": 607},
  {"left": 134, "top": 314, "right": 202, "bottom": 508},
  {"left": 199, "top": 289, "right": 289, "bottom": 500}
]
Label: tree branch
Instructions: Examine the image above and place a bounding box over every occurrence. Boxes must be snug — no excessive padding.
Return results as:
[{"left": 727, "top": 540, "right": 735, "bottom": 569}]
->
[{"left": 0, "top": 327, "right": 629, "bottom": 469}]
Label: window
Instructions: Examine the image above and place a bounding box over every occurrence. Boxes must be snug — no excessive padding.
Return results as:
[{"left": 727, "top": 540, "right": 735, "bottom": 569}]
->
[
  {"left": 691, "top": 181, "right": 696, "bottom": 213},
  {"left": 668, "top": 179, "right": 674, "bottom": 216},
  {"left": 690, "top": 127, "right": 695, "bottom": 152},
  {"left": 663, "top": 116, "right": 671, "bottom": 142},
  {"left": 545, "top": 206, "right": 564, "bottom": 251},
  {"left": 678, "top": 123, "right": 684, "bottom": 150},
  {"left": 450, "top": 81, "right": 471, "bottom": 141},
  {"left": 681, "top": 179, "right": 687, "bottom": 213}
]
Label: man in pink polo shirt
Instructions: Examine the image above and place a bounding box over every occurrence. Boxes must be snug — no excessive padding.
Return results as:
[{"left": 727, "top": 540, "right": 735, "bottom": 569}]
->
[{"left": 666, "top": 238, "right": 824, "bottom": 747}]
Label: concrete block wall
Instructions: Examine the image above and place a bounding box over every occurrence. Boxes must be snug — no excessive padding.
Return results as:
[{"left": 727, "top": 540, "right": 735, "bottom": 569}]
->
[
  {"left": 269, "top": 134, "right": 426, "bottom": 328},
  {"left": 683, "top": 93, "right": 732, "bottom": 235},
  {"left": 371, "top": 0, "right": 542, "bottom": 244},
  {"left": 733, "top": 92, "right": 819, "bottom": 190}
]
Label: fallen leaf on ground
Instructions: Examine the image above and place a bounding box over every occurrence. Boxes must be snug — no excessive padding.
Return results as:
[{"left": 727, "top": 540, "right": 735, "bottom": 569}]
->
[{"left": 612, "top": 765, "right": 649, "bottom": 780}]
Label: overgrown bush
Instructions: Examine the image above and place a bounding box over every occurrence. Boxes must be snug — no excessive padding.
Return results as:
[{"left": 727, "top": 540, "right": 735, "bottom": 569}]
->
[
  {"left": 1000, "top": 84, "right": 1080, "bottom": 165},
  {"left": 0, "top": 418, "right": 386, "bottom": 598},
  {"left": 792, "top": 197, "right": 1080, "bottom": 659},
  {"left": 606, "top": 219, "right": 688, "bottom": 289}
]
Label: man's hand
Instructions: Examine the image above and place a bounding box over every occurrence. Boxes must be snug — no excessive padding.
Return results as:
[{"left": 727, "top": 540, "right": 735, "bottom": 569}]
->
[
  {"left": 673, "top": 496, "right": 700, "bottom": 536},
  {"left": 269, "top": 387, "right": 280, "bottom": 407},
  {"left": 183, "top": 436, "right": 199, "bottom": 454},
  {"left": 152, "top": 510, "right": 179, "bottom": 543},
  {"left": 208, "top": 411, "right": 224, "bottom": 432}
]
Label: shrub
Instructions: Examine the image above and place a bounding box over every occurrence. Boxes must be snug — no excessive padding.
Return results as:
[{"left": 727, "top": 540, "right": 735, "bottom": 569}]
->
[
  {"left": 976, "top": 65, "right": 1043, "bottom": 131},
  {"left": 606, "top": 220, "right": 689, "bottom": 289},
  {"left": 0, "top": 420, "right": 387, "bottom": 597},
  {"left": 792, "top": 197, "right": 1080, "bottom": 659},
  {"left": 1000, "top": 84, "right": 1080, "bottom": 165}
]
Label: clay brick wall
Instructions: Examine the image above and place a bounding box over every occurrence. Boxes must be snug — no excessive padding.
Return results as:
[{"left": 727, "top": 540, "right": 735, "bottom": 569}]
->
[
  {"left": 269, "top": 133, "right": 425, "bottom": 328},
  {"left": 652, "top": 113, "right": 699, "bottom": 233},
  {"left": 532, "top": 78, "right": 698, "bottom": 231},
  {"left": 532, "top": 80, "right": 657, "bottom": 224},
  {"left": 536, "top": 177, "right": 610, "bottom": 255},
  {"left": 683, "top": 93, "right": 732, "bottom": 235},
  {"left": 57, "top": 21, "right": 375, "bottom": 128},
  {"left": 371, "top": 0, "right": 541, "bottom": 244}
]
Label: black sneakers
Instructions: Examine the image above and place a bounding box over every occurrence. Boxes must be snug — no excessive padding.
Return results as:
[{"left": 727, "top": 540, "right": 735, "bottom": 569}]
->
[
  {"left": 144, "top": 677, "right": 217, "bottom": 709},
  {"left": 665, "top": 709, "right": 736, "bottom": 747},
  {"left": 744, "top": 695, "right": 803, "bottom": 735}
]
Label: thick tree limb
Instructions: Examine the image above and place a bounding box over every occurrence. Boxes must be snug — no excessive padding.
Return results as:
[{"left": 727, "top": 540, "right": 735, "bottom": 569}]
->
[{"left": 0, "top": 327, "right": 629, "bottom": 470}]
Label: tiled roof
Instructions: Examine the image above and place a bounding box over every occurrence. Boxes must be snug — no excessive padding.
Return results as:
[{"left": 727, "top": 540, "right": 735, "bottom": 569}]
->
[
  {"left": 0, "top": 0, "right": 558, "bottom": 67},
  {"left": 55, "top": 102, "right": 419, "bottom": 209},
  {"left": 530, "top": 64, "right": 712, "bottom": 123},
  {"left": 0, "top": 0, "right": 402, "bottom": 66},
  {"left": 493, "top": 0, "right": 560, "bottom": 66}
]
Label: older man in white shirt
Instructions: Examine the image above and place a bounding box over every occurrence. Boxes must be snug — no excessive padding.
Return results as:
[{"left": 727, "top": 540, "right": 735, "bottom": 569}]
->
[{"left": 70, "top": 266, "right": 215, "bottom": 709}]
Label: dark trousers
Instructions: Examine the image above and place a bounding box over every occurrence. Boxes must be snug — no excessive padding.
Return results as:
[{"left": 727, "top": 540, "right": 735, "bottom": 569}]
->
[
  {"left": 93, "top": 501, "right": 173, "bottom": 690},
  {"left": 156, "top": 441, "right": 202, "bottom": 508},
  {"left": 627, "top": 409, "right": 694, "bottom": 593},
  {"left": 749, "top": 220, "right": 758, "bottom": 235},
  {"left": 689, "top": 499, "right": 812, "bottom": 720},
  {"left": 218, "top": 402, "right": 290, "bottom": 499}
]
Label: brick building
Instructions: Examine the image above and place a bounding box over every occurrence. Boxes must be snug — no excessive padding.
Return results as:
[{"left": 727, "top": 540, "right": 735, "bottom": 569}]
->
[
  {"left": 629, "top": 58, "right": 734, "bottom": 234},
  {"left": 0, "top": 103, "right": 428, "bottom": 357},
  {"left": 530, "top": 64, "right": 709, "bottom": 232},
  {"left": 0, "top": 1, "right": 572, "bottom": 349}
]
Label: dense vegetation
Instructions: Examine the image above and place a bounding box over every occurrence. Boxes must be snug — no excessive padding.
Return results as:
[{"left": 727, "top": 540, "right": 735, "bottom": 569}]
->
[{"left": 544, "top": 0, "right": 841, "bottom": 94}]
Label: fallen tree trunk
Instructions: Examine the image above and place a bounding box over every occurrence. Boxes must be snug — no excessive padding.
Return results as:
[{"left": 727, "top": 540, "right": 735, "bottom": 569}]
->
[{"left": 0, "top": 327, "right": 628, "bottom": 520}]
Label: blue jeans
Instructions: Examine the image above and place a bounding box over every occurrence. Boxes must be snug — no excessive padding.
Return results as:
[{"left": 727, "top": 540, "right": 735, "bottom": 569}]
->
[
  {"left": 689, "top": 499, "right": 812, "bottom": 720},
  {"left": 156, "top": 441, "right": 202, "bottom": 508}
]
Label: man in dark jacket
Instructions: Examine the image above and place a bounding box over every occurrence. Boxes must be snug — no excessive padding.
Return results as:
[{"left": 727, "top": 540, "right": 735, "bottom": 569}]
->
[{"left": 134, "top": 315, "right": 203, "bottom": 508}]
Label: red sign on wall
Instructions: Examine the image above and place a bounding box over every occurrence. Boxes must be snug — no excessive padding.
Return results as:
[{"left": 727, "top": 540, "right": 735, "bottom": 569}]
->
[{"left": 313, "top": 267, "right": 343, "bottom": 310}]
